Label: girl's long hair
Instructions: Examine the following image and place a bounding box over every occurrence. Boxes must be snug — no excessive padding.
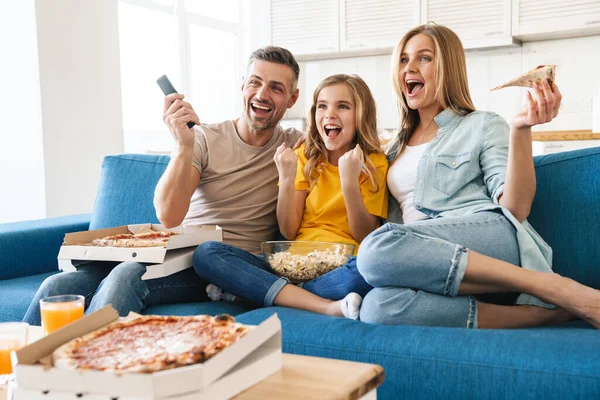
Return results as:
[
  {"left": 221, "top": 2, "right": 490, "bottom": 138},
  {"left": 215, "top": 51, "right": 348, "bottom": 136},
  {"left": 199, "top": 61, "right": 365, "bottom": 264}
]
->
[
  {"left": 389, "top": 23, "right": 476, "bottom": 160},
  {"left": 304, "top": 74, "right": 384, "bottom": 192}
]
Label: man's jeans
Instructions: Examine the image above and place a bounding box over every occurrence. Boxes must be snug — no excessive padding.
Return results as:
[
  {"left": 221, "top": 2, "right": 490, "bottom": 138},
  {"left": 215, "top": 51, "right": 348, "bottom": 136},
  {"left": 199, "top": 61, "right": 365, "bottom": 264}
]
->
[
  {"left": 357, "top": 211, "right": 521, "bottom": 329},
  {"left": 23, "top": 261, "right": 209, "bottom": 325},
  {"left": 193, "top": 241, "right": 372, "bottom": 307}
]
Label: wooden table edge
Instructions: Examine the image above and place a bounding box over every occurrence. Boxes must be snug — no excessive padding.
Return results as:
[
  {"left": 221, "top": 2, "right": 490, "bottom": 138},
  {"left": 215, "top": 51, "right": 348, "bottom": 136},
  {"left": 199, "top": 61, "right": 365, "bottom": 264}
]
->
[{"left": 235, "top": 353, "right": 385, "bottom": 400}]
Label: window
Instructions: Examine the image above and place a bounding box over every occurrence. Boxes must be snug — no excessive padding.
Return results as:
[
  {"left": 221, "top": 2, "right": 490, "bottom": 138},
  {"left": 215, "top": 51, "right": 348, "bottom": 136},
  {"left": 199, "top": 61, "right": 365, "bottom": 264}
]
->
[
  {"left": 188, "top": 25, "right": 238, "bottom": 124},
  {"left": 118, "top": 0, "right": 242, "bottom": 153}
]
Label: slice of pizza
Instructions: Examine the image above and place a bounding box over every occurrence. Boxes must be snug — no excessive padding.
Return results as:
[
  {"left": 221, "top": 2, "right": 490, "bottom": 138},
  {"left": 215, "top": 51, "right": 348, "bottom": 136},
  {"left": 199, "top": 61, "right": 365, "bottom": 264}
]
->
[
  {"left": 490, "top": 65, "right": 556, "bottom": 91},
  {"left": 52, "top": 314, "right": 249, "bottom": 373}
]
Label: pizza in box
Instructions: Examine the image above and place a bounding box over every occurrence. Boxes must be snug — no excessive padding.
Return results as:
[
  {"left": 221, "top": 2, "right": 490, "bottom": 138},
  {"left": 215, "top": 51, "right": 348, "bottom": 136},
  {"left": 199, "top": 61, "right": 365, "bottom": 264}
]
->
[
  {"left": 91, "top": 230, "right": 179, "bottom": 248},
  {"left": 52, "top": 314, "right": 248, "bottom": 373}
]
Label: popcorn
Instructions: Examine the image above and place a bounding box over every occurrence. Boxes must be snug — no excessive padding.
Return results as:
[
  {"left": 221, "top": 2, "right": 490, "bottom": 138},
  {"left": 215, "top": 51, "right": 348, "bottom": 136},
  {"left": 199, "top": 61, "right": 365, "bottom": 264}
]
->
[{"left": 267, "top": 248, "right": 350, "bottom": 282}]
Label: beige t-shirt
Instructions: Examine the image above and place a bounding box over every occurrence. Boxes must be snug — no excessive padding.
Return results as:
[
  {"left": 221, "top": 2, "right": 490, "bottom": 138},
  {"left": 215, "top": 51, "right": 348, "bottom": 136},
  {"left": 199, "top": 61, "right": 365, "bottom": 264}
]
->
[{"left": 183, "top": 120, "right": 302, "bottom": 254}]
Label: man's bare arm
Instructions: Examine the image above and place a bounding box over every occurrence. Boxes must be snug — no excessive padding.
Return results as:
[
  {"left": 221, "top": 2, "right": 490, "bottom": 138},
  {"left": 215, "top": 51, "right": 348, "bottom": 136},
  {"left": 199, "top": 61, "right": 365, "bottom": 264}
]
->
[
  {"left": 154, "top": 153, "right": 200, "bottom": 228},
  {"left": 153, "top": 93, "right": 201, "bottom": 228}
]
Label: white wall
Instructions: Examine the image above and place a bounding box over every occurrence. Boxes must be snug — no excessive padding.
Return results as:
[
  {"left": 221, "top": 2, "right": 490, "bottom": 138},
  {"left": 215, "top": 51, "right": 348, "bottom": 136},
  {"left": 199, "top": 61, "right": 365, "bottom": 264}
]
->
[
  {"left": 36, "top": 0, "right": 124, "bottom": 219},
  {"left": 0, "top": 0, "right": 47, "bottom": 222},
  {"left": 284, "top": 35, "right": 600, "bottom": 132},
  {"left": 0, "top": 0, "right": 124, "bottom": 224}
]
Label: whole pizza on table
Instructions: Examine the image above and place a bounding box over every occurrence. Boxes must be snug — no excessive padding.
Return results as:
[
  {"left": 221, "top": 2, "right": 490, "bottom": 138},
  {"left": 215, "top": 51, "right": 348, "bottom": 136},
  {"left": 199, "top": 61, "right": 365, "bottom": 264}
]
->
[
  {"left": 52, "top": 314, "right": 248, "bottom": 373},
  {"left": 91, "top": 230, "right": 179, "bottom": 248}
]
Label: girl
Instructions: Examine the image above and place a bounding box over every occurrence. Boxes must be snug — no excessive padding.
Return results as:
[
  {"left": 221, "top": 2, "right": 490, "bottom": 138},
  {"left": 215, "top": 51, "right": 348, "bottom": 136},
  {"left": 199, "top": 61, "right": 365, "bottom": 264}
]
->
[
  {"left": 194, "top": 74, "right": 388, "bottom": 319},
  {"left": 356, "top": 23, "right": 600, "bottom": 329}
]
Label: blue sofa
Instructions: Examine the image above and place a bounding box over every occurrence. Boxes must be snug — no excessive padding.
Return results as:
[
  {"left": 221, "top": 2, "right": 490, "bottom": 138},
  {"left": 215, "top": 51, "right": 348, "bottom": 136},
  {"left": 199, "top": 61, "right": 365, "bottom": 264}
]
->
[{"left": 2, "top": 149, "right": 600, "bottom": 399}]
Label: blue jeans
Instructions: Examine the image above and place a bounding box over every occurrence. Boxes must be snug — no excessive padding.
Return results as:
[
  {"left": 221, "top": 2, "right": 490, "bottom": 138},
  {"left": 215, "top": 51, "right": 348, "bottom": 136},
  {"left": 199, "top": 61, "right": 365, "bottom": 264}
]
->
[
  {"left": 22, "top": 261, "right": 209, "bottom": 325},
  {"left": 193, "top": 241, "right": 372, "bottom": 307},
  {"left": 357, "top": 211, "right": 521, "bottom": 329}
]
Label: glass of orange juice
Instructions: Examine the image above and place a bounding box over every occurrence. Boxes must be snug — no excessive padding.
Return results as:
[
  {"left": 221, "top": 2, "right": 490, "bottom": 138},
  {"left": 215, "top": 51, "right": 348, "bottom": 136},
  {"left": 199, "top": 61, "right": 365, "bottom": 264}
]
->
[
  {"left": 40, "top": 295, "right": 84, "bottom": 335},
  {"left": 0, "top": 322, "right": 29, "bottom": 375}
]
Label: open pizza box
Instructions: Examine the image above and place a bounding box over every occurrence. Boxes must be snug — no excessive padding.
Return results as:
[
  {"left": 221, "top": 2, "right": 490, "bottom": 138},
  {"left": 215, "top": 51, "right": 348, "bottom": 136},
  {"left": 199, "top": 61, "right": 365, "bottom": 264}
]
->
[
  {"left": 11, "top": 306, "right": 282, "bottom": 400},
  {"left": 57, "top": 224, "right": 222, "bottom": 280}
]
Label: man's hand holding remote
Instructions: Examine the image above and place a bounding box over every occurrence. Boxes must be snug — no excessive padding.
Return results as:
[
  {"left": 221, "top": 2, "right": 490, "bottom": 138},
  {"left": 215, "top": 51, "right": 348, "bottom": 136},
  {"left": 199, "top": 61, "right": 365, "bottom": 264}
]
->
[{"left": 162, "top": 93, "right": 199, "bottom": 152}]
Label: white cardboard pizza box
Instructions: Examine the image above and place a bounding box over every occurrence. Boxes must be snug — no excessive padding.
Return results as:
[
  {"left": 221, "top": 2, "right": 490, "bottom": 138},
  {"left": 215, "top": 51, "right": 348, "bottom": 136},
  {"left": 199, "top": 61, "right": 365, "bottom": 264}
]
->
[
  {"left": 10, "top": 347, "right": 280, "bottom": 399},
  {"left": 11, "top": 306, "right": 282, "bottom": 399},
  {"left": 57, "top": 224, "right": 222, "bottom": 280}
]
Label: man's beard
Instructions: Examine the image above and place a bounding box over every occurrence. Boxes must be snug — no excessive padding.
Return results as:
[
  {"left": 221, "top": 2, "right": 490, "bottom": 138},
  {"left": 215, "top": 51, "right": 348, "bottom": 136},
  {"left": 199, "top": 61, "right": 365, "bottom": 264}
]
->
[{"left": 244, "top": 106, "right": 277, "bottom": 131}]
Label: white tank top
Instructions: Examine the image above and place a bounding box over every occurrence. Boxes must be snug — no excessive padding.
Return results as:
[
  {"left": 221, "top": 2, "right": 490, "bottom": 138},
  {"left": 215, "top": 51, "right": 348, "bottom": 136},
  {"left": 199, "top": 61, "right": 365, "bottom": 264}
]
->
[{"left": 387, "top": 144, "right": 429, "bottom": 224}]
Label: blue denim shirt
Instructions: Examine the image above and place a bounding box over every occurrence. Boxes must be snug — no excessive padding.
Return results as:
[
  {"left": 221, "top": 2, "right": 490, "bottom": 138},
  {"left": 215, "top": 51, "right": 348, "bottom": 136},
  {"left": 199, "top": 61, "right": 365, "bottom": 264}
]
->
[{"left": 387, "top": 109, "right": 553, "bottom": 307}]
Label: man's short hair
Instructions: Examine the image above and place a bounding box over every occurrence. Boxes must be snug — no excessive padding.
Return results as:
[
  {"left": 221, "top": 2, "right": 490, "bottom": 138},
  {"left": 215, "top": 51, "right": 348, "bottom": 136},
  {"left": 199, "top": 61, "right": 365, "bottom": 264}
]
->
[{"left": 247, "top": 46, "right": 300, "bottom": 87}]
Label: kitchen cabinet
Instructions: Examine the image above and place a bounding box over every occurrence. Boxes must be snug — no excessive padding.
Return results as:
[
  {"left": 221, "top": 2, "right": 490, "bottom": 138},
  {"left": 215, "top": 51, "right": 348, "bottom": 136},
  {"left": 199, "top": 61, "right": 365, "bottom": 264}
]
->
[
  {"left": 340, "top": 0, "right": 419, "bottom": 51},
  {"left": 270, "top": 0, "right": 600, "bottom": 59},
  {"left": 270, "top": 0, "right": 419, "bottom": 59},
  {"left": 270, "top": 0, "right": 339, "bottom": 56},
  {"left": 512, "top": 0, "right": 600, "bottom": 40},
  {"left": 533, "top": 140, "right": 600, "bottom": 156},
  {"left": 531, "top": 130, "right": 600, "bottom": 156},
  {"left": 269, "top": 0, "right": 520, "bottom": 60},
  {"left": 421, "top": 0, "right": 518, "bottom": 49}
]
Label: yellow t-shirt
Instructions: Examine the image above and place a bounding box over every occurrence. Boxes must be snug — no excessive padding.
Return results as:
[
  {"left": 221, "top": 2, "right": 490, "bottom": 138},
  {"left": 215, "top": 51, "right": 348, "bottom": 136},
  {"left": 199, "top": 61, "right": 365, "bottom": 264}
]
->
[{"left": 293, "top": 144, "right": 389, "bottom": 253}]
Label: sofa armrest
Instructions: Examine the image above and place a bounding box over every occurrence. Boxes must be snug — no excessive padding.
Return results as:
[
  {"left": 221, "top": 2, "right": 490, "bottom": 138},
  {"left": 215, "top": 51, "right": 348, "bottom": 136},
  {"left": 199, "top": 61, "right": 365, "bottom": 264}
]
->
[{"left": 0, "top": 214, "right": 91, "bottom": 281}]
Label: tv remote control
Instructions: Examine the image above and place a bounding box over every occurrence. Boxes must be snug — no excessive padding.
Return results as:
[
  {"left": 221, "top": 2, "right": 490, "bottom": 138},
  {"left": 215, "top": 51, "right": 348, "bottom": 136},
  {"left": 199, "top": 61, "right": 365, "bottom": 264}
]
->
[{"left": 156, "top": 75, "right": 195, "bottom": 129}]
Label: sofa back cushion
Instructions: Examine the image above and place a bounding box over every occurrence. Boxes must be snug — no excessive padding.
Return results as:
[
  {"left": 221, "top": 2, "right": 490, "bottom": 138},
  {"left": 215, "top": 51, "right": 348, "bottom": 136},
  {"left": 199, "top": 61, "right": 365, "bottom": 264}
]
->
[
  {"left": 530, "top": 147, "right": 600, "bottom": 288},
  {"left": 89, "top": 154, "right": 169, "bottom": 230}
]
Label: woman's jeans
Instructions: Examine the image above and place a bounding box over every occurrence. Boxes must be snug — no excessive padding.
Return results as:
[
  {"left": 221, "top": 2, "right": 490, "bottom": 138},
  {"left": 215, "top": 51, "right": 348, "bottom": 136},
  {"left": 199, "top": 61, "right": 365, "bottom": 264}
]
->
[
  {"left": 193, "top": 241, "right": 372, "bottom": 306},
  {"left": 357, "top": 211, "right": 521, "bottom": 329},
  {"left": 22, "top": 261, "right": 209, "bottom": 325}
]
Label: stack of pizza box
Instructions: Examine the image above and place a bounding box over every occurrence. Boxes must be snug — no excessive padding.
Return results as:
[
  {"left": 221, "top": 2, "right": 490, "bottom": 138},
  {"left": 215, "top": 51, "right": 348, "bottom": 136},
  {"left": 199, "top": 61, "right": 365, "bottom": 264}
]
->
[
  {"left": 10, "top": 306, "right": 282, "bottom": 399},
  {"left": 57, "top": 224, "right": 223, "bottom": 280}
]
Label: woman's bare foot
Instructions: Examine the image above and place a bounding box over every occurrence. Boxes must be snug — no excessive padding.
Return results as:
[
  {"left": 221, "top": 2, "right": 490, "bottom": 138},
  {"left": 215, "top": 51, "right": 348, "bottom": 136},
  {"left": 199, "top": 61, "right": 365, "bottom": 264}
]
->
[
  {"left": 539, "top": 274, "right": 600, "bottom": 329},
  {"left": 559, "top": 278, "right": 600, "bottom": 328}
]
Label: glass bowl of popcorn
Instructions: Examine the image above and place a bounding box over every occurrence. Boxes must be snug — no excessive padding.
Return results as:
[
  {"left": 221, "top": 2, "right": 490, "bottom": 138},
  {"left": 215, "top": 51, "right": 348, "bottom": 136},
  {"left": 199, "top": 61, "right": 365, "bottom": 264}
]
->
[{"left": 261, "top": 241, "right": 356, "bottom": 283}]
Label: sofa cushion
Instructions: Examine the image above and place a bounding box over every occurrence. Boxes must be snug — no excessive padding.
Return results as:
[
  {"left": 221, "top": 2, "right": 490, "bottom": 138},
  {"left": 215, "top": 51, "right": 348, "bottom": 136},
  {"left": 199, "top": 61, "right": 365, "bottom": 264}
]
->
[
  {"left": 530, "top": 147, "right": 600, "bottom": 288},
  {"left": 0, "top": 214, "right": 91, "bottom": 280},
  {"left": 0, "top": 272, "right": 58, "bottom": 322},
  {"left": 236, "top": 307, "right": 599, "bottom": 399},
  {"left": 89, "top": 154, "right": 169, "bottom": 230},
  {"left": 145, "top": 301, "right": 256, "bottom": 317}
]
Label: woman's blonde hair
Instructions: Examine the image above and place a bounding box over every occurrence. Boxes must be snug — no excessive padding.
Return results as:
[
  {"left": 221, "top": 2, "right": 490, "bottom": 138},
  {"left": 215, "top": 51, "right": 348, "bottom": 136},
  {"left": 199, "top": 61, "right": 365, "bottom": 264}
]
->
[
  {"left": 304, "top": 74, "right": 384, "bottom": 192},
  {"left": 389, "top": 23, "right": 476, "bottom": 160}
]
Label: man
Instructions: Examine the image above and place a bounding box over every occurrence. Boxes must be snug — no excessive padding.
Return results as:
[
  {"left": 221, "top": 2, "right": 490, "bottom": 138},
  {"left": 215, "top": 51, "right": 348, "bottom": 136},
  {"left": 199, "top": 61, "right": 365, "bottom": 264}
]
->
[{"left": 23, "top": 46, "right": 302, "bottom": 324}]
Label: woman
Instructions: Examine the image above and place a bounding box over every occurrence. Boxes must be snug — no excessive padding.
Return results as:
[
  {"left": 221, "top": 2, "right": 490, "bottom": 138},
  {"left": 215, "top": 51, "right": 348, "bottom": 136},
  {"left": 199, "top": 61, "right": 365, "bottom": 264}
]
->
[{"left": 356, "top": 23, "right": 600, "bottom": 329}]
